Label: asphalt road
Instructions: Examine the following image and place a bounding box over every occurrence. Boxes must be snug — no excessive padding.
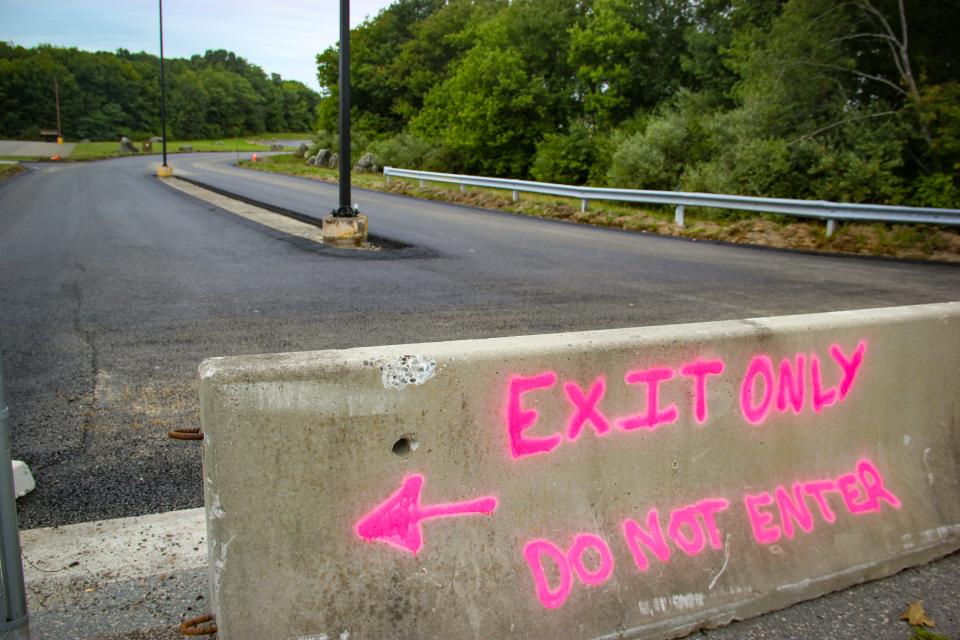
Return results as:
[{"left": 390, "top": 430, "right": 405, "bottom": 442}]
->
[{"left": 1, "top": 153, "right": 958, "bottom": 638}]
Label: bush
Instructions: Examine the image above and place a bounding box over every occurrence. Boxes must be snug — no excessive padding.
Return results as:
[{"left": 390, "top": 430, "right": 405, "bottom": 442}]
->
[
  {"left": 607, "top": 92, "right": 713, "bottom": 190},
  {"left": 366, "top": 133, "right": 436, "bottom": 170},
  {"left": 530, "top": 123, "right": 596, "bottom": 185},
  {"left": 608, "top": 114, "right": 690, "bottom": 190}
]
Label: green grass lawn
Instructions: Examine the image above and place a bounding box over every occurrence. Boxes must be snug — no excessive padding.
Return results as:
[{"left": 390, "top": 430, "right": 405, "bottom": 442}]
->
[
  {"left": 69, "top": 135, "right": 307, "bottom": 161},
  {"left": 0, "top": 133, "right": 309, "bottom": 162}
]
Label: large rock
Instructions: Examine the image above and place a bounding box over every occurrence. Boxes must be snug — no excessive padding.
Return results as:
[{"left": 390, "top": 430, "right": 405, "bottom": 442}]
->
[
  {"left": 306, "top": 155, "right": 317, "bottom": 166},
  {"left": 270, "top": 143, "right": 284, "bottom": 152},
  {"left": 297, "top": 143, "right": 309, "bottom": 157},
  {"left": 314, "top": 148, "right": 331, "bottom": 167},
  {"left": 328, "top": 152, "right": 339, "bottom": 169},
  {"left": 353, "top": 152, "right": 378, "bottom": 173},
  {"left": 179, "top": 145, "right": 194, "bottom": 153},
  {"left": 119, "top": 136, "right": 137, "bottom": 153}
]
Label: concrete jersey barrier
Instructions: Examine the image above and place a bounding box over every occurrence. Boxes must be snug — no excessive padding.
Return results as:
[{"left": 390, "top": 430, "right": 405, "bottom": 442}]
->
[{"left": 200, "top": 302, "right": 960, "bottom": 640}]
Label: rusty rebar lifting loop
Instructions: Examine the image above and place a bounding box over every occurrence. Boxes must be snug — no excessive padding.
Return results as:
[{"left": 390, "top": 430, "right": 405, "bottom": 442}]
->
[
  {"left": 167, "top": 427, "right": 203, "bottom": 441},
  {"left": 179, "top": 613, "right": 217, "bottom": 636}
]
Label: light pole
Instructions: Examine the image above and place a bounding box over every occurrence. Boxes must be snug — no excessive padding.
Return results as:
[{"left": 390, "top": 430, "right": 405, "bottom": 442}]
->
[
  {"left": 333, "top": 0, "right": 354, "bottom": 217},
  {"left": 157, "top": 0, "right": 172, "bottom": 176},
  {"left": 54, "top": 76, "right": 62, "bottom": 144},
  {"left": 321, "top": 0, "right": 367, "bottom": 246}
]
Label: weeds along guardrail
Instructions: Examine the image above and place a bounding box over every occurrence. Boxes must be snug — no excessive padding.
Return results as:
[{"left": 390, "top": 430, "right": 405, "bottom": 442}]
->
[{"left": 383, "top": 167, "right": 960, "bottom": 237}]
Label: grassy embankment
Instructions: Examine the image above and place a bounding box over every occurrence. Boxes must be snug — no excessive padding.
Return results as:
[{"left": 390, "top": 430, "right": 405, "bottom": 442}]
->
[
  {"left": 1, "top": 133, "right": 309, "bottom": 162},
  {"left": 240, "top": 153, "right": 960, "bottom": 262},
  {"left": 0, "top": 164, "right": 23, "bottom": 181}
]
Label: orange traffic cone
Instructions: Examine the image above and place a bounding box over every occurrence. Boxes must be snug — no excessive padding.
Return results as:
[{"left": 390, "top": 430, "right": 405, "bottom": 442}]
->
[{"left": 252, "top": 153, "right": 257, "bottom": 163}]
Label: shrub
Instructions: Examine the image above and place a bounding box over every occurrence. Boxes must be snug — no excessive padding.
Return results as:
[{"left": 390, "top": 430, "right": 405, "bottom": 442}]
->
[
  {"left": 530, "top": 123, "right": 596, "bottom": 185},
  {"left": 366, "top": 133, "right": 436, "bottom": 170}
]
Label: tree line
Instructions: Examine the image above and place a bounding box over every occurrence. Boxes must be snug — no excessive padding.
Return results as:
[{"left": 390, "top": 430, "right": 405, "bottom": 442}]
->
[
  {"left": 0, "top": 44, "right": 319, "bottom": 141},
  {"left": 316, "top": 0, "right": 958, "bottom": 207}
]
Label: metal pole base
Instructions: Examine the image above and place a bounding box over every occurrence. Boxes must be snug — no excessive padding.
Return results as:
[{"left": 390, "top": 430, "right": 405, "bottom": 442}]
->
[
  {"left": 0, "top": 616, "right": 30, "bottom": 637},
  {"left": 330, "top": 204, "right": 358, "bottom": 218}
]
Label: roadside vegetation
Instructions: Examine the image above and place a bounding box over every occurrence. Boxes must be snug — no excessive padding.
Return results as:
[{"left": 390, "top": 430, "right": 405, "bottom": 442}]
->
[
  {"left": 68, "top": 135, "right": 302, "bottom": 161},
  {"left": 308, "top": 0, "right": 957, "bottom": 210},
  {"left": 241, "top": 153, "right": 960, "bottom": 262},
  {"left": 0, "top": 164, "right": 23, "bottom": 181}
]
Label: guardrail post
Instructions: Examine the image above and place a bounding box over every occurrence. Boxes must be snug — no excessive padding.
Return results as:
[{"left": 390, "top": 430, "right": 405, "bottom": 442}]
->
[
  {"left": 826, "top": 219, "right": 837, "bottom": 238},
  {"left": 581, "top": 199, "right": 588, "bottom": 214},
  {"left": 512, "top": 190, "right": 518, "bottom": 203},
  {"left": 460, "top": 183, "right": 466, "bottom": 193},
  {"left": 418, "top": 179, "right": 425, "bottom": 189},
  {"left": 0, "top": 347, "right": 30, "bottom": 639},
  {"left": 675, "top": 205, "right": 685, "bottom": 227},
  {"left": 385, "top": 174, "right": 392, "bottom": 185}
]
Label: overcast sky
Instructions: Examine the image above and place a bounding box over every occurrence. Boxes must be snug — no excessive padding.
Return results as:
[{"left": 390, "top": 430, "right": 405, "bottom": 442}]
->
[{"left": 0, "top": 0, "right": 397, "bottom": 90}]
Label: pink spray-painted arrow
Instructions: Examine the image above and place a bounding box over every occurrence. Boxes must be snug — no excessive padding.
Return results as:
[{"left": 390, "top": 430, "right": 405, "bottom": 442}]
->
[{"left": 356, "top": 474, "right": 498, "bottom": 555}]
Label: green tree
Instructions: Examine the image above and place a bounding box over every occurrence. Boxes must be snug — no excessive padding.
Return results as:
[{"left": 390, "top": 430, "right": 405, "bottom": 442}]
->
[{"left": 412, "top": 46, "right": 551, "bottom": 176}]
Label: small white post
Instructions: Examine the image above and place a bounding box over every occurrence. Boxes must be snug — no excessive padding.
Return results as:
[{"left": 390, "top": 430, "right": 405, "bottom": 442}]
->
[
  {"left": 460, "top": 183, "right": 466, "bottom": 193},
  {"left": 512, "top": 190, "right": 519, "bottom": 203},
  {"left": 826, "top": 219, "right": 837, "bottom": 237},
  {"left": 385, "top": 174, "right": 392, "bottom": 185},
  {"left": 581, "top": 199, "right": 588, "bottom": 213},
  {"left": 418, "top": 179, "right": 424, "bottom": 189},
  {"left": 675, "top": 204, "right": 685, "bottom": 227}
]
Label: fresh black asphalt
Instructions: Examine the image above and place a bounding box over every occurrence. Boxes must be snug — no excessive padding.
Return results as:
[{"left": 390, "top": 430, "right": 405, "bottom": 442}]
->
[
  {"left": 0, "top": 153, "right": 957, "bottom": 638},
  {"left": 2, "top": 154, "right": 958, "bottom": 528}
]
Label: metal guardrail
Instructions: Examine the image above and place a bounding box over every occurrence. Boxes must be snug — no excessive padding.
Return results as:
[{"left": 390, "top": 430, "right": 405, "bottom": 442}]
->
[
  {"left": 0, "top": 346, "right": 29, "bottom": 637},
  {"left": 383, "top": 167, "right": 960, "bottom": 237}
]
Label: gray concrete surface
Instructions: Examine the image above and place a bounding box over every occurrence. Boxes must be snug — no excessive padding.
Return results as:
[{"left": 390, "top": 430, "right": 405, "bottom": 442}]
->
[
  {"left": 201, "top": 303, "right": 960, "bottom": 639},
  {"left": 1, "top": 154, "right": 959, "bottom": 639},
  {"left": 18, "top": 509, "right": 206, "bottom": 640},
  {"left": 0, "top": 141, "right": 74, "bottom": 158}
]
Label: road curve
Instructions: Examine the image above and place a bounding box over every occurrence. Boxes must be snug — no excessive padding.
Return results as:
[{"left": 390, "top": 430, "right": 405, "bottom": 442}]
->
[{"left": 0, "top": 153, "right": 958, "bottom": 530}]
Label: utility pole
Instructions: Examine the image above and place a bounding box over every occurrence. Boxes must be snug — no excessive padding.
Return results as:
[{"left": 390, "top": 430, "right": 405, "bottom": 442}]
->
[
  {"left": 333, "top": 0, "right": 354, "bottom": 217},
  {"left": 157, "top": 0, "right": 171, "bottom": 175},
  {"left": 54, "top": 76, "right": 62, "bottom": 144}
]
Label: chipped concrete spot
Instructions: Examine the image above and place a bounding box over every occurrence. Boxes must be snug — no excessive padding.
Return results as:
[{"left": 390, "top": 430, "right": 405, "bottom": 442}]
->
[
  {"left": 209, "top": 494, "right": 225, "bottom": 520},
  {"left": 380, "top": 354, "right": 436, "bottom": 390},
  {"left": 903, "top": 434, "right": 911, "bottom": 446}
]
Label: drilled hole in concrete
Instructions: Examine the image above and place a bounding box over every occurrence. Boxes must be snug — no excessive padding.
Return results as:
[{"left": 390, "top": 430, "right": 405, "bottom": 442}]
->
[{"left": 392, "top": 436, "right": 417, "bottom": 457}]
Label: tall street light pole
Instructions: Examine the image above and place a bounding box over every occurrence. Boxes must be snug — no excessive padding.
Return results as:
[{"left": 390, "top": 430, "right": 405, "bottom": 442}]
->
[
  {"left": 334, "top": 0, "right": 355, "bottom": 217},
  {"left": 159, "top": 0, "right": 169, "bottom": 172},
  {"left": 321, "top": 0, "right": 367, "bottom": 246}
]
